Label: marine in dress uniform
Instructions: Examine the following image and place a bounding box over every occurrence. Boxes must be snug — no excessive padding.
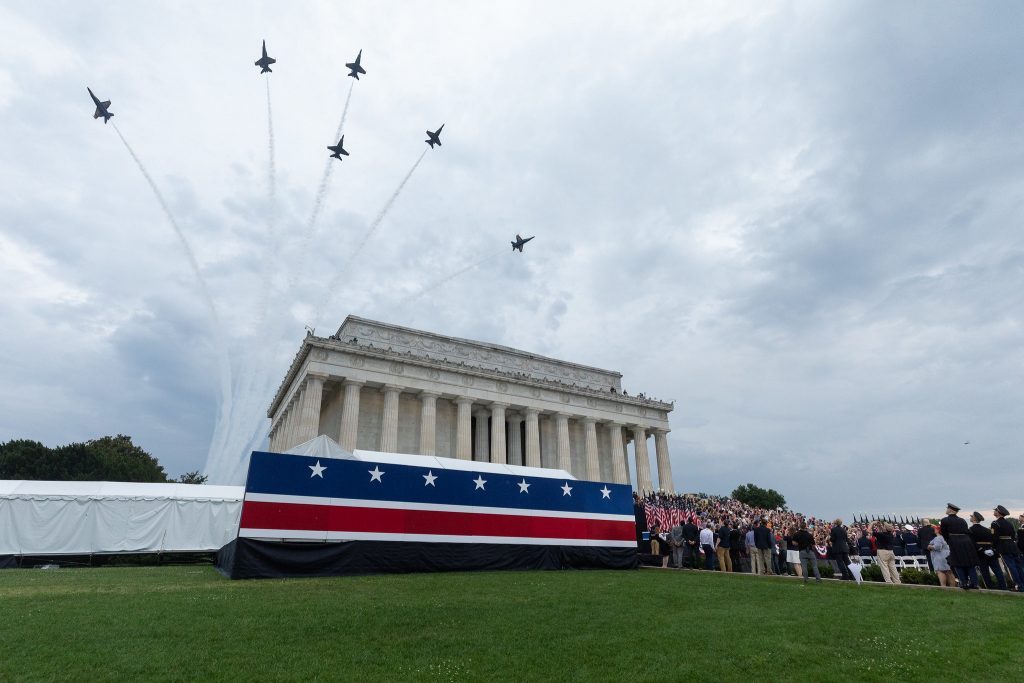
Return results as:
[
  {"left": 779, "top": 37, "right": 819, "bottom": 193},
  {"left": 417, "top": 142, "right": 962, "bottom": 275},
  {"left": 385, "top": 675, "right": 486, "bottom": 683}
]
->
[
  {"left": 939, "top": 503, "right": 978, "bottom": 590},
  {"left": 968, "top": 512, "right": 1006, "bottom": 590},
  {"left": 991, "top": 505, "right": 1024, "bottom": 592}
]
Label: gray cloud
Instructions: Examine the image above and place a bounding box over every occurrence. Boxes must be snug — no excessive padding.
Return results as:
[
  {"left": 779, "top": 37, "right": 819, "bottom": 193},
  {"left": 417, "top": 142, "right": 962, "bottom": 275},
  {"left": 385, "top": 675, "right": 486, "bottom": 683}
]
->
[{"left": 1, "top": 2, "right": 1021, "bottom": 514}]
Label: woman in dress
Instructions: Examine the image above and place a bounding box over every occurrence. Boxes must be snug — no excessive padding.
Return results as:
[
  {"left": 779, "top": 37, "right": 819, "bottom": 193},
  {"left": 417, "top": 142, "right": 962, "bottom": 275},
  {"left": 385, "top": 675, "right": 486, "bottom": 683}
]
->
[{"left": 927, "top": 529, "right": 954, "bottom": 587}]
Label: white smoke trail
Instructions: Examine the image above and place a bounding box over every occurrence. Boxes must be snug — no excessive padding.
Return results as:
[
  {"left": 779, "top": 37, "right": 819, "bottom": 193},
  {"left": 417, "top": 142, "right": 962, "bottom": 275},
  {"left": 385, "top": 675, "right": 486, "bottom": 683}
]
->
[
  {"left": 303, "top": 80, "right": 355, "bottom": 246},
  {"left": 111, "top": 124, "right": 233, "bottom": 429},
  {"left": 266, "top": 76, "right": 276, "bottom": 233},
  {"left": 312, "top": 148, "right": 428, "bottom": 325},
  {"left": 239, "top": 74, "right": 279, "bottom": 421},
  {"left": 395, "top": 248, "right": 506, "bottom": 309}
]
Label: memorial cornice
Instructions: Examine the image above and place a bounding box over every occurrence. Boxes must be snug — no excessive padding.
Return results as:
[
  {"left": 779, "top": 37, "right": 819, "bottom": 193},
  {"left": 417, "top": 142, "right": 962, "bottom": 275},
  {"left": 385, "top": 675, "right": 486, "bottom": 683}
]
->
[
  {"left": 339, "top": 316, "right": 623, "bottom": 390},
  {"left": 269, "top": 331, "right": 674, "bottom": 418}
]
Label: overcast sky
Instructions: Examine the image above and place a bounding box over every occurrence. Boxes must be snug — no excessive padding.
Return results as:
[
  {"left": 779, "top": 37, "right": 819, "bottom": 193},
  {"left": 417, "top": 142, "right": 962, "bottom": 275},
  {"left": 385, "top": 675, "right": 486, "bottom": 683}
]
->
[{"left": 1, "top": 2, "right": 1021, "bottom": 518}]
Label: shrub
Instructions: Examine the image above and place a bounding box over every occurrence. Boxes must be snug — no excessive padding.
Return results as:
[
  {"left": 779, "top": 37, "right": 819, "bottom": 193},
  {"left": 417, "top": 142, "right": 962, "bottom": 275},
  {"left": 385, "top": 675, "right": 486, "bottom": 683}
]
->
[
  {"left": 817, "top": 563, "right": 834, "bottom": 578},
  {"left": 861, "top": 563, "right": 885, "bottom": 582},
  {"left": 900, "top": 568, "right": 940, "bottom": 585}
]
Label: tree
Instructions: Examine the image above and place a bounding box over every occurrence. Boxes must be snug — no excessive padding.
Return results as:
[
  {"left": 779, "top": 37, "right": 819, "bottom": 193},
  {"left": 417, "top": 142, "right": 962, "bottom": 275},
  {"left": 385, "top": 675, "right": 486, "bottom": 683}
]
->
[
  {"left": 176, "top": 471, "right": 209, "bottom": 484},
  {"left": 731, "top": 482, "right": 786, "bottom": 510},
  {"left": 0, "top": 435, "right": 168, "bottom": 482}
]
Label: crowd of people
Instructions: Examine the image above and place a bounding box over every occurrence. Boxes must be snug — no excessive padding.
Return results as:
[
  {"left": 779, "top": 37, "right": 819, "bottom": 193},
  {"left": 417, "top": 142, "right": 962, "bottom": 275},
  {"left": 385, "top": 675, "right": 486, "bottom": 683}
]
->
[{"left": 637, "top": 492, "right": 1024, "bottom": 592}]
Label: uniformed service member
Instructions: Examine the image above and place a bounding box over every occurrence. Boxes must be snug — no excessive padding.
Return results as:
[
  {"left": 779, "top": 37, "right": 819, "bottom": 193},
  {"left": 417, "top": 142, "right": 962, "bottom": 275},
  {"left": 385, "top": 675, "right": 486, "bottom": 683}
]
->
[
  {"left": 991, "top": 505, "right": 1024, "bottom": 592},
  {"left": 968, "top": 512, "right": 1007, "bottom": 590},
  {"left": 939, "top": 503, "right": 979, "bottom": 590}
]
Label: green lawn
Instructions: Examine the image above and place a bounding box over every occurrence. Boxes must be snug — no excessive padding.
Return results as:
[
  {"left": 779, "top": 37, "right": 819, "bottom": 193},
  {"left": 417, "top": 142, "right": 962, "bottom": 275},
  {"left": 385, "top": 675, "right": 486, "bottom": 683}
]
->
[{"left": 0, "top": 566, "right": 1019, "bottom": 682}]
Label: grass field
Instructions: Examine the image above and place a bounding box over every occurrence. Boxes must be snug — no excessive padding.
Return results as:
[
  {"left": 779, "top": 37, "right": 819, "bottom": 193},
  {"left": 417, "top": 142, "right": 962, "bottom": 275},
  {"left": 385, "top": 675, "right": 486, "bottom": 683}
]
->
[{"left": 0, "top": 566, "right": 1019, "bottom": 682}]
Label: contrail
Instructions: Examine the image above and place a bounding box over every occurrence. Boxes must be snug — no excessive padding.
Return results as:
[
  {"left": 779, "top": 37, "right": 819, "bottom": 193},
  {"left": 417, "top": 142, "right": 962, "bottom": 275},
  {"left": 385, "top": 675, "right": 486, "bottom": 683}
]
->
[
  {"left": 304, "top": 80, "right": 355, "bottom": 244},
  {"left": 346, "top": 149, "right": 428, "bottom": 266},
  {"left": 111, "top": 123, "right": 233, "bottom": 416},
  {"left": 395, "top": 248, "right": 505, "bottom": 308},
  {"left": 246, "top": 74, "right": 279, "bottom": 406},
  {"left": 312, "top": 148, "right": 429, "bottom": 325},
  {"left": 281, "top": 80, "right": 357, "bottom": 308},
  {"left": 266, "top": 76, "right": 276, "bottom": 232}
]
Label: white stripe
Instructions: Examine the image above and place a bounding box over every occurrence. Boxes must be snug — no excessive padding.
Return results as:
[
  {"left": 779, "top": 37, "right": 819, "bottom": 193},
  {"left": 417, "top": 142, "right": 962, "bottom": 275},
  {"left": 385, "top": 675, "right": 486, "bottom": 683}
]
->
[
  {"left": 243, "top": 492, "right": 634, "bottom": 522},
  {"left": 238, "top": 527, "right": 637, "bottom": 547}
]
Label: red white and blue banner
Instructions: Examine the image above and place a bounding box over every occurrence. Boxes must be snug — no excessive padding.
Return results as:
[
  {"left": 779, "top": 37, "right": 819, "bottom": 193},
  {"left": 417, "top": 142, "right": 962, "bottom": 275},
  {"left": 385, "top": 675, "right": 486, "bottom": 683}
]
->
[{"left": 238, "top": 450, "right": 636, "bottom": 548}]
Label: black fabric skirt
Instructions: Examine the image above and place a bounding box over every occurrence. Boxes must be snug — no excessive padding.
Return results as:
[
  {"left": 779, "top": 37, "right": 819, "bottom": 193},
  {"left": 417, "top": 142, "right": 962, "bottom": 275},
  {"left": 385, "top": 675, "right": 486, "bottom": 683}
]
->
[{"left": 217, "top": 538, "right": 638, "bottom": 580}]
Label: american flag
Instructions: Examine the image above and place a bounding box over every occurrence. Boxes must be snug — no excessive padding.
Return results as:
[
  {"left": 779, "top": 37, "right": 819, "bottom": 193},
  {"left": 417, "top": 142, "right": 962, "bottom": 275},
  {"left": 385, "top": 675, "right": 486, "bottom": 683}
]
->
[{"left": 239, "top": 451, "right": 636, "bottom": 548}]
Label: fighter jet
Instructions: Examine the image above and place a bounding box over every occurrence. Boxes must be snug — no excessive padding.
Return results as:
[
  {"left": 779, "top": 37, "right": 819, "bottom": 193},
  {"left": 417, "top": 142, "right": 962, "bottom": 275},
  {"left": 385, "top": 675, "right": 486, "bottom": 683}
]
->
[
  {"left": 425, "top": 124, "right": 444, "bottom": 149},
  {"left": 345, "top": 50, "right": 366, "bottom": 79},
  {"left": 87, "top": 87, "right": 113, "bottom": 124},
  {"left": 255, "top": 40, "right": 276, "bottom": 73},
  {"left": 327, "top": 135, "right": 349, "bottom": 160},
  {"left": 511, "top": 234, "right": 535, "bottom": 252}
]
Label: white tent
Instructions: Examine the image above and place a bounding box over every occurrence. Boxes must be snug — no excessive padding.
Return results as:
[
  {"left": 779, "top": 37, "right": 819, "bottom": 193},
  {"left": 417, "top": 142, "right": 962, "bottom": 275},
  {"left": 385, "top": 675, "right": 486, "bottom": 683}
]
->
[{"left": 0, "top": 480, "right": 243, "bottom": 556}]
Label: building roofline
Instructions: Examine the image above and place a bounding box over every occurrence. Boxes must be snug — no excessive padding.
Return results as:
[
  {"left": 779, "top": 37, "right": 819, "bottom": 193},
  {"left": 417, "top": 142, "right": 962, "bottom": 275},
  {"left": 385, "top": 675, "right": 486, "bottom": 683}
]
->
[{"left": 339, "top": 315, "right": 623, "bottom": 381}]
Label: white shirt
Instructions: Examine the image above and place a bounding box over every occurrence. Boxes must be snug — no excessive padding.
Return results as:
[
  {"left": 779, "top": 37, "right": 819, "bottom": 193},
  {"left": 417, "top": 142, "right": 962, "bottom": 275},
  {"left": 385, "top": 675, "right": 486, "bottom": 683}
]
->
[{"left": 699, "top": 528, "right": 714, "bottom": 546}]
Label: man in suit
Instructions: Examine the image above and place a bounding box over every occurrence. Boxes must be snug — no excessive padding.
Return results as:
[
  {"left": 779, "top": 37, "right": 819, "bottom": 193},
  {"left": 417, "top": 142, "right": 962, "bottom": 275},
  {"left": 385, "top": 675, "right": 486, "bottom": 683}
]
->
[
  {"left": 683, "top": 518, "right": 701, "bottom": 569},
  {"left": 669, "top": 523, "right": 685, "bottom": 569},
  {"left": 829, "top": 519, "right": 853, "bottom": 581},
  {"left": 753, "top": 518, "right": 774, "bottom": 576},
  {"left": 918, "top": 523, "right": 937, "bottom": 571}
]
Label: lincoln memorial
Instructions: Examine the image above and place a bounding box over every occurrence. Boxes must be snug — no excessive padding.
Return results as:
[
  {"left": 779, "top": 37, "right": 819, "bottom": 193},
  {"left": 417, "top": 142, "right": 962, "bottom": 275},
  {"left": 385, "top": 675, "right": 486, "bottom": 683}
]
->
[{"left": 266, "top": 316, "right": 675, "bottom": 492}]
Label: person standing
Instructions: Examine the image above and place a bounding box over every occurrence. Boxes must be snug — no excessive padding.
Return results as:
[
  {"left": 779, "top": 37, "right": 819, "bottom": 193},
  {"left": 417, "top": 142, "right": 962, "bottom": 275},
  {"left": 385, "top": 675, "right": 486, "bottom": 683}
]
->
[
  {"left": 901, "top": 524, "right": 920, "bottom": 555},
  {"left": 682, "top": 517, "right": 701, "bottom": 569},
  {"left": 926, "top": 530, "right": 955, "bottom": 587},
  {"left": 992, "top": 505, "right": 1024, "bottom": 592},
  {"left": 918, "top": 522, "right": 937, "bottom": 571},
  {"left": 729, "top": 524, "right": 744, "bottom": 573},
  {"left": 753, "top": 518, "right": 774, "bottom": 576},
  {"left": 870, "top": 522, "right": 901, "bottom": 584},
  {"left": 669, "top": 522, "right": 685, "bottom": 569},
  {"left": 700, "top": 522, "right": 716, "bottom": 570},
  {"left": 716, "top": 520, "right": 733, "bottom": 572},
  {"left": 968, "top": 511, "right": 1007, "bottom": 590},
  {"left": 940, "top": 503, "right": 978, "bottom": 590},
  {"left": 785, "top": 526, "right": 802, "bottom": 577},
  {"left": 745, "top": 523, "right": 758, "bottom": 574},
  {"left": 794, "top": 521, "right": 821, "bottom": 583},
  {"left": 829, "top": 519, "right": 853, "bottom": 581}
]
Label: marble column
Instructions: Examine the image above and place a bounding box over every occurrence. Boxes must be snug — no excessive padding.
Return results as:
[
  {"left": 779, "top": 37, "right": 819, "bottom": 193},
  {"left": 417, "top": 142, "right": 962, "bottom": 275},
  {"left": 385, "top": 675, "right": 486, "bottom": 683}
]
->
[
  {"left": 653, "top": 428, "right": 674, "bottom": 493},
  {"left": 608, "top": 423, "right": 627, "bottom": 484},
  {"left": 555, "top": 413, "right": 572, "bottom": 473},
  {"left": 380, "top": 384, "right": 402, "bottom": 452},
  {"left": 455, "top": 398, "right": 473, "bottom": 460},
  {"left": 583, "top": 418, "right": 600, "bottom": 481},
  {"left": 632, "top": 426, "right": 654, "bottom": 493},
  {"left": 524, "top": 408, "right": 541, "bottom": 468},
  {"left": 418, "top": 391, "right": 439, "bottom": 456},
  {"left": 281, "top": 406, "right": 292, "bottom": 450},
  {"left": 622, "top": 433, "right": 632, "bottom": 486},
  {"left": 297, "top": 374, "right": 326, "bottom": 444},
  {"left": 286, "top": 390, "right": 302, "bottom": 449},
  {"left": 338, "top": 380, "right": 364, "bottom": 451},
  {"left": 507, "top": 413, "right": 524, "bottom": 466},
  {"left": 473, "top": 409, "right": 490, "bottom": 461},
  {"left": 490, "top": 402, "right": 508, "bottom": 464}
]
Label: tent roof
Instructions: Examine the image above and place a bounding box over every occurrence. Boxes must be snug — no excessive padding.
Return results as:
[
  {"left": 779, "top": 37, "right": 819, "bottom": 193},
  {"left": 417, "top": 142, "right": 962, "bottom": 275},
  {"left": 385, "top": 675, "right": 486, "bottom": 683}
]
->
[
  {"left": 277, "top": 435, "right": 576, "bottom": 481},
  {"left": 0, "top": 480, "right": 243, "bottom": 501}
]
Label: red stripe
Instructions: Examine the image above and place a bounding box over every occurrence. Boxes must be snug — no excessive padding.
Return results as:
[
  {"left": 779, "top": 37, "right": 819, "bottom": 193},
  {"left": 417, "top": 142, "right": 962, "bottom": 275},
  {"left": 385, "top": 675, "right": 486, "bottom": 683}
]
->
[{"left": 240, "top": 501, "right": 636, "bottom": 541}]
